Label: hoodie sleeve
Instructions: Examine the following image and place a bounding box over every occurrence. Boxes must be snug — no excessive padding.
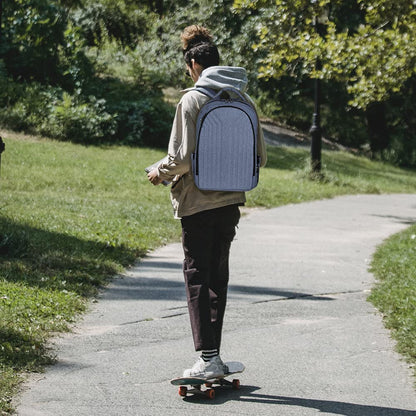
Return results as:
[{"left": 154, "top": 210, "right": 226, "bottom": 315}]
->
[{"left": 157, "top": 93, "right": 200, "bottom": 181}]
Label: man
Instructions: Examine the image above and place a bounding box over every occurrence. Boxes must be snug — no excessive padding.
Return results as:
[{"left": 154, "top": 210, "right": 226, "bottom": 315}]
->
[{"left": 148, "top": 26, "right": 267, "bottom": 378}]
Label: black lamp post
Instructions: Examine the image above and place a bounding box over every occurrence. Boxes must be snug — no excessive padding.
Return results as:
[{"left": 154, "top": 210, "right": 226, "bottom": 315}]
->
[
  {"left": 309, "top": 9, "right": 328, "bottom": 174},
  {"left": 310, "top": 62, "right": 322, "bottom": 173}
]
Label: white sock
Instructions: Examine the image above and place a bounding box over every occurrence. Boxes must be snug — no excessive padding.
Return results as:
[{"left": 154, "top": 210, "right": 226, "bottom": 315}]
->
[{"left": 201, "top": 349, "right": 219, "bottom": 362}]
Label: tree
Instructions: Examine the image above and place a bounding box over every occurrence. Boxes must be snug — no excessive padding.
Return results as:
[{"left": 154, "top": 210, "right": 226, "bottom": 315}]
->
[
  {"left": 234, "top": 0, "right": 416, "bottom": 107},
  {"left": 71, "top": 0, "right": 152, "bottom": 48},
  {"left": 233, "top": 0, "right": 416, "bottom": 158},
  {"left": 146, "top": 0, "right": 164, "bottom": 16},
  {"left": 1, "top": 0, "right": 68, "bottom": 83}
]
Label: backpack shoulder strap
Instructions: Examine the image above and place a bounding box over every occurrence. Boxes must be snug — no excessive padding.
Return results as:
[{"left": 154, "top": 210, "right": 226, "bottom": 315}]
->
[
  {"left": 193, "top": 86, "right": 216, "bottom": 99},
  {"left": 212, "top": 87, "right": 249, "bottom": 103}
]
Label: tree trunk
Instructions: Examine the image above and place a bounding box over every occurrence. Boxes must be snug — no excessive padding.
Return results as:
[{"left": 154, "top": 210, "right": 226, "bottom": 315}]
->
[
  {"left": 155, "top": 0, "right": 163, "bottom": 16},
  {"left": 366, "top": 102, "right": 389, "bottom": 156},
  {"left": 147, "top": 0, "right": 163, "bottom": 17}
]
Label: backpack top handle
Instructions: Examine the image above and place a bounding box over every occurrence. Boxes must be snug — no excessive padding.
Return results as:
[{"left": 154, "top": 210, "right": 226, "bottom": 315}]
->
[{"left": 195, "top": 86, "right": 249, "bottom": 103}]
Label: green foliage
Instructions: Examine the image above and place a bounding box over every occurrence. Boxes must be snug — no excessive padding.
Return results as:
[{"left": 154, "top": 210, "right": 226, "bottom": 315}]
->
[
  {"left": 58, "top": 24, "right": 96, "bottom": 90},
  {"left": 232, "top": 0, "right": 416, "bottom": 166},
  {"left": 0, "top": 82, "right": 57, "bottom": 132},
  {"left": 1, "top": 0, "right": 416, "bottom": 164},
  {"left": 40, "top": 91, "right": 117, "bottom": 143},
  {"left": 108, "top": 96, "right": 174, "bottom": 147},
  {"left": 233, "top": 0, "right": 416, "bottom": 108},
  {"left": 120, "top": 0, "right": 264, "bottom": 91},
  {"left": 0, "top": 80, "right": 173, "bottom": 147},
  {"left": 71, "top": 0, "right": 152, "bottom": 48},
  {"left": 0, "top": 0, "right": 174, "bottom": 147},
  {"left": 2, "top": 0, "right": 69, "bottom": 83},
  {"left": 384, "top": 77, "right": 416, "bottom": 167}
]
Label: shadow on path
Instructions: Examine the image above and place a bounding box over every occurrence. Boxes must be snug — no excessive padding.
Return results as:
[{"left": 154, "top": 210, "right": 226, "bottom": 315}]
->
[
  {"left": 104, "top": 274, "right": 335, "bottom": 302},
  {"left": 371, "top": 214, "right": 416, "bottom": 225},
  {"left": 185, "top": 385, "right": 416, "bottom": 415}
]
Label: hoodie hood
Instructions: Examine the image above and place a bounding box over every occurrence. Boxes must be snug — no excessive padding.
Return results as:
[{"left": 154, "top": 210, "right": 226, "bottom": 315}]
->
[{"left": 195, "top": 66, "right": 248, "bottom": 92}]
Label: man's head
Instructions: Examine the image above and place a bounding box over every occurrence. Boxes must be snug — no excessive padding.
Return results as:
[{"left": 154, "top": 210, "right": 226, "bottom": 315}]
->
[
  {"left": 181, "top": 25, "right": 220, "bottom": 81},
  {"left": 183, "top": 42, "right": 220, "bottom": 71}
]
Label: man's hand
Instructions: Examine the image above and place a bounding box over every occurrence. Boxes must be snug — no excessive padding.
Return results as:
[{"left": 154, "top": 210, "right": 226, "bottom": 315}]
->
[{"left": 147, "top": 169, "right": 163, "bottom": 185}]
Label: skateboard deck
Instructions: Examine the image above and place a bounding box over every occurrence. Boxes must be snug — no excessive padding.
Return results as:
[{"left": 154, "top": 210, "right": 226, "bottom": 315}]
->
[{"left": 170, "top": 361, "right": 245, "bottom": 399}]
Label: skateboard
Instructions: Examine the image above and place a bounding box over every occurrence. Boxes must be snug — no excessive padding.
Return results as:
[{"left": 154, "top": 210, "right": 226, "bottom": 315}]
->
[{"left": 170, "top": 361, "right": 245, "bottom": 399}]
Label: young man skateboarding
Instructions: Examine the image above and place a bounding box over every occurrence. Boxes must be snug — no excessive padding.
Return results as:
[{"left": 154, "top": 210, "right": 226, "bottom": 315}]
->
[{"left": 148, "top": 25, "right": 267, "bottom": 379}]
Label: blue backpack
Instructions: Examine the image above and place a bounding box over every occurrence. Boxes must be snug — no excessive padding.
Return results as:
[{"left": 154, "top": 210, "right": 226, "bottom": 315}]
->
[{"left": 191, "top": 87, "right": 260, "bottom": 192}]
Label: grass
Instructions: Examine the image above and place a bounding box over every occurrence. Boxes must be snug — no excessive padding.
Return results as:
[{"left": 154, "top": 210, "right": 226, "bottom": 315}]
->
[
  {"left": 0, "top": 132, "right": 180, "bottom": 413},
  {"left": 246, "top": 147, "right": 416, "bottom": 207},
  {"left": 368, "top": 224, "right": 416, "bottom": 373},
  {"left": 0, "top": 130, "right": 415, "bottom": 413}
]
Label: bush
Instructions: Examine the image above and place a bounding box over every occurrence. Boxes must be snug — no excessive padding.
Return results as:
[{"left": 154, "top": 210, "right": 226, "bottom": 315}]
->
[
  {"left": 0, "top": 77, "right": 173, "bottom": 147},
  {"left": 40, "top": 91, "right": 117, "bottom": 144},
  {"left": 0, "top": 1, "right": 176, "bottom": 149},
  {"left": 0, "top": 82, "right": 56, "bottom": 132},
  {"left": 84, "top": 76, "right": 174, "bottom": 147},
  {"left": 108, "top": 97, "right": 173, "bottom": 148}
]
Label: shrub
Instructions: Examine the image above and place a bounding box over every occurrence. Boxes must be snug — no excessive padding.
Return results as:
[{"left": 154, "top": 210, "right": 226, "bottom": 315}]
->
[
  {"left": 0, "top": 77, "right": 173, "bottom": 147},
  {"left": 85, "top": 76, "right": 174, "bottom": 147},
  {"left": 40, "top": 91, "right": 117, "bottom": 144},
  {"left": 0, "top": 82, "right": 57, "bottom": 132}
]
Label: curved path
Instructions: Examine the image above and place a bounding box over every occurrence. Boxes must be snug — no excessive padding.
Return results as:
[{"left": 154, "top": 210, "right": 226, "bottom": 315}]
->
[{"left": 16, "top": 194, "right": 416, "bottom": 415}]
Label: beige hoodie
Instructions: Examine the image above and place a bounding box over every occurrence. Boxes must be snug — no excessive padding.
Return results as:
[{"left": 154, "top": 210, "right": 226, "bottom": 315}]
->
[{"left": 157, "top": 66, "right": 267, "bottom": 219}]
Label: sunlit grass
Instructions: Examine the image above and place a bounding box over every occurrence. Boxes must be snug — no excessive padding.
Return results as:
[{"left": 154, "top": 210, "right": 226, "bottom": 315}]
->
[{"left": 369, "top": 225, "right": 416, "bottom": 374}]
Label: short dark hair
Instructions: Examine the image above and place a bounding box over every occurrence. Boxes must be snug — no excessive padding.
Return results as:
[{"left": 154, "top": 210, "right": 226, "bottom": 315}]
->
[{"left": 183, "top": 42, "right": 220, "bottom": 69}]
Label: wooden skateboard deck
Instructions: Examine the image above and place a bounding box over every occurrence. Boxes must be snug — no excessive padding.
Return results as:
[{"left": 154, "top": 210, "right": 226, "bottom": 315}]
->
[{"left": 170, "top": 361, "right": 245, "bottom": 399}]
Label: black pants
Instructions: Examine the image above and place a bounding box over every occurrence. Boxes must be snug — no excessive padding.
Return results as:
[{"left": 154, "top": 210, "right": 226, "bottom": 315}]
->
[{"left": 181, "top": 204, "right": 241, "bottom": 352}]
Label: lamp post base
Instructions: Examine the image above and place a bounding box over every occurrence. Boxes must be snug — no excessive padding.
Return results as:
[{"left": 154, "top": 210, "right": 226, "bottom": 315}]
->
[{"left": 310, "top": 114, "right": 322, "bottom": 173}]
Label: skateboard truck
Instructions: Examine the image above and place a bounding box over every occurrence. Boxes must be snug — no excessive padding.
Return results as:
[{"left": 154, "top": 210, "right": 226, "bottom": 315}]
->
[
  {"left": 171, "top": 361, "right": 244, "bottom": 399},
  {"left": 178, "top": 377, "right": 241, "bottom": 399}
]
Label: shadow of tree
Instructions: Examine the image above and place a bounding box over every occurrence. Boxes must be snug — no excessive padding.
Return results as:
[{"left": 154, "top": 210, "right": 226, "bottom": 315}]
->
[
  {"left": 0, "top": 217, "right": 144, "bottom": 297},
  {"left": 371, "top": 214, "right": 416, "bottom": 225},
  {"left": 0, "top": 327, "right": 53, "bottom": 372},
  {"left": 185, "top": 385, "right": 416, "bottom": 415}
]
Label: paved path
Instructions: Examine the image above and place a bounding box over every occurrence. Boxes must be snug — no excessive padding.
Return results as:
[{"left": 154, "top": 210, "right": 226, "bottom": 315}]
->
[{"left": 16, "top": 194, "right": 416, "bottom": 415}]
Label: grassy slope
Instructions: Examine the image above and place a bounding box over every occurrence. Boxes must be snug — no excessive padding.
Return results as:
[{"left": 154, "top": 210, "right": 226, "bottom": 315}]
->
[{"left": 0, "top": 131, "right": 415, "bottom": 412}]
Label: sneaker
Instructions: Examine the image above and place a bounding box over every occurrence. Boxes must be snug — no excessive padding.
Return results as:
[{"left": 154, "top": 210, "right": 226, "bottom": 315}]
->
[{"left": 183, "top": 356, "right": 226, "bottom": 379}]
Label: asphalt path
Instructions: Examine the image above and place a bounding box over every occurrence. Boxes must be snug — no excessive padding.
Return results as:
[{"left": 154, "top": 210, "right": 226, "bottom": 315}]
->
[{"left": 16, "top": 194, "right": 416, "bottom": 415}]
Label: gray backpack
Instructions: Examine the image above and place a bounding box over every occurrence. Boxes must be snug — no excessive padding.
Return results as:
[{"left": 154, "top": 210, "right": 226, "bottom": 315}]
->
[{"left": 191, "top": 87, "right": 260, "bottom": 192}]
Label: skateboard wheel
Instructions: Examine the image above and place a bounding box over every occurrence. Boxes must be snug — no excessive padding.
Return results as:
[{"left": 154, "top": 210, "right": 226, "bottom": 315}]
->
[
  {"left": 179, "top": 386, "right": 187, "bottom": 397},
  {"left": 232, "top": 379, "right": 240, "bottom": 390},
  {"left": 206, "top": 388, "right": 215, "bottom": 399}
]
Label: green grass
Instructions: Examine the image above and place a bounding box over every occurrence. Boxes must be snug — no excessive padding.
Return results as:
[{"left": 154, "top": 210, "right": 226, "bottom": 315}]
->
[
  {"left": 368, "top": 225, "right": 416, "bottom": 373},
  {"left": 0, "top": 130, "right": 415, "bottom": 413},
  {"left": 0, "top": 132, "right": 180, "bottom": 413},
  {"left": 246, "top": 147, "right": 416, "bottom": 207}
]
